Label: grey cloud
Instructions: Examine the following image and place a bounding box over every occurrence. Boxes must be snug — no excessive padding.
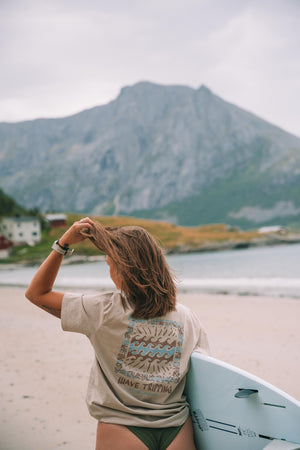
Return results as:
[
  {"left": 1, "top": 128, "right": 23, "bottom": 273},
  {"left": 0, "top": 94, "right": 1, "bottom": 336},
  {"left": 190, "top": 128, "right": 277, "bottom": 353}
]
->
[{"left": 0, "top": 0, "right": 299, "bottom": 137}]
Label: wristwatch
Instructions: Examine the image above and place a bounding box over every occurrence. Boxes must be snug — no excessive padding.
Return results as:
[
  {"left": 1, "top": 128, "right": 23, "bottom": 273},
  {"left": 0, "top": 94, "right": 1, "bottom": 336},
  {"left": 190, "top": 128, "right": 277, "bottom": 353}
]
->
[{"left": 51, "top": 239, "right": 74, "bottom": 255}]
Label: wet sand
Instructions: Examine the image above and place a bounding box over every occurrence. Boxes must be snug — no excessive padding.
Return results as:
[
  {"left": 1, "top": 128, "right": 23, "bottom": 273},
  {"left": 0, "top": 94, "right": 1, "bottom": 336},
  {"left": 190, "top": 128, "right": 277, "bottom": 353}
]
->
[{"left": 1, "top": 287, "right": 299, "bottom": 449}]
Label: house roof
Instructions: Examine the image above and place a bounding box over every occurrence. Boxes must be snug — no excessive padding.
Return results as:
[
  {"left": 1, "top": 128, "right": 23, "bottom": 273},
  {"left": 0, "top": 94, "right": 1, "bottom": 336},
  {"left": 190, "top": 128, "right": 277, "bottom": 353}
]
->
[
  {"left": 45, "top": 214, "right": 66, "bottom": 221},
  {"left": 1, "top": 216, "right": 39, "bottom": 223}
]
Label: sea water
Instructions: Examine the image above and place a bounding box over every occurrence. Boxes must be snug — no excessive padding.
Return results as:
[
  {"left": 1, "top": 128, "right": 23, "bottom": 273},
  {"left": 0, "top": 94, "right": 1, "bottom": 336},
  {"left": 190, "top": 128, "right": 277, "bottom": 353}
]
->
[{"left": 1, "top": 243, "right": 300, "bottom": 298}]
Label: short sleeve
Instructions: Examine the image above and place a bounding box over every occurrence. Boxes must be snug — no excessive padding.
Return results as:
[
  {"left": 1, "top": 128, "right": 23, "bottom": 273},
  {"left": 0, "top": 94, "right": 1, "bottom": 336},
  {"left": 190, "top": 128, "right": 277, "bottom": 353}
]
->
[
  {"left": 61, "top": 292, "right": 108, "bottom": 337},
  {"left": 194, "top": 326, "right": 210, "bottom": 355},
  {"left": 190, "top": 310, "right": 210, "bottom": 355}
]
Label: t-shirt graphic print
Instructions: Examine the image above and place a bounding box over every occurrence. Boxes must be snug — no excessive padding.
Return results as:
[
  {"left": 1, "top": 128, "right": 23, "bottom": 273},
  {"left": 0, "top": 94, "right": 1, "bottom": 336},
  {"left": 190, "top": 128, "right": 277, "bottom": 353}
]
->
[{"left": 115, "top": 316, "right": 184, "bottom": 395}]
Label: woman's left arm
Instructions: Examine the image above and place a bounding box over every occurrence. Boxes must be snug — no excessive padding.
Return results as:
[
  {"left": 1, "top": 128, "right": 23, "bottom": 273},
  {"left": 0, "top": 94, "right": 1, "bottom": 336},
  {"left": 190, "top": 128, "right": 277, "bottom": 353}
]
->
[{"left": 25, "top": 217, "right": 94, "bottom": 318}]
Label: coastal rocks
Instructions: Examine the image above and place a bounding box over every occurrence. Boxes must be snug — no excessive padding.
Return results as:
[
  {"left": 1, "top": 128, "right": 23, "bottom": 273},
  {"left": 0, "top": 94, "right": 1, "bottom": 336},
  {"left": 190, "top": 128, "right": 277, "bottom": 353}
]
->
[{"left": 166, "top": 234, "right": 300, "bottom": 254}]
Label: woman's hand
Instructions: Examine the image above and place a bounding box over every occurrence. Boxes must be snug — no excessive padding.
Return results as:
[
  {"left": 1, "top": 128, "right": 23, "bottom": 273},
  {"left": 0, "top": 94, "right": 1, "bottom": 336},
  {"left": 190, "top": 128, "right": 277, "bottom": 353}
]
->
[{"left": 59, "top": 217, "right": 95, "bottom": 247}]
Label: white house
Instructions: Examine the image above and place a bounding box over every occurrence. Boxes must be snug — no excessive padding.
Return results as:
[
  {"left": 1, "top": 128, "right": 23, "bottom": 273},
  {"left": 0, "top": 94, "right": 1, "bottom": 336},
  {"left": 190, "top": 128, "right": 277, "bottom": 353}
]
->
[
  {"left": 0, "top": 217, "right": 41, "bottom": 245},
  {"left": 258, "top": 226, "right": 287, "bottom": 235}
]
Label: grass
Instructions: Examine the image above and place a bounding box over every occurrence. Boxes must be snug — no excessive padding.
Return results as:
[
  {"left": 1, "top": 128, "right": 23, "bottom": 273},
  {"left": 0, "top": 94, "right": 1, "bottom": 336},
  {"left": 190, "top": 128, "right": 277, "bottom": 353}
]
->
[{"left": 2, "top": 214, "right": 262, "bottom": 264}]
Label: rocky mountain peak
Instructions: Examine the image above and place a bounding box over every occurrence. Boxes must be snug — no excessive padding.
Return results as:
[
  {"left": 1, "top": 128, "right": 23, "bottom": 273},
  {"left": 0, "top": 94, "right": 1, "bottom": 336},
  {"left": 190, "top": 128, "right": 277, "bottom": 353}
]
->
[{"left": 0, "top": 82, "right": 300, "bottom": 228}]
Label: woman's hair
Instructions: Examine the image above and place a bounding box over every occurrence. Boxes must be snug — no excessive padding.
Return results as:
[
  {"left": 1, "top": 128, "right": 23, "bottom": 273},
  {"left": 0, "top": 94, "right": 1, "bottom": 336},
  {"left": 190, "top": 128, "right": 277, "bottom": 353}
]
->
[{"left": 85, "top": 223, "right": 176, "bottom": 319}]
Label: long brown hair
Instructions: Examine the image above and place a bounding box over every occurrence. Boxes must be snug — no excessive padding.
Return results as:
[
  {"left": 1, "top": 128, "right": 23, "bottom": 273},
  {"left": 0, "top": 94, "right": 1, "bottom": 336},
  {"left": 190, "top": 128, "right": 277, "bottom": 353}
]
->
[{"left": 85, "top": 223, "right": 176, "bottom": 319}]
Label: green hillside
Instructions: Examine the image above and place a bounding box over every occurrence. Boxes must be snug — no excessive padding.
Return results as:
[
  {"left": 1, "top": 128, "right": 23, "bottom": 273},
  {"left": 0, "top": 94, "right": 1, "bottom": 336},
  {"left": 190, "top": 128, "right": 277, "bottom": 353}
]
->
[
  {"left": 5, "top": 213, "right": 300, "bottom": 265},
  {"left": 0, "top": 188, "right": 28, "bottom": 217}
]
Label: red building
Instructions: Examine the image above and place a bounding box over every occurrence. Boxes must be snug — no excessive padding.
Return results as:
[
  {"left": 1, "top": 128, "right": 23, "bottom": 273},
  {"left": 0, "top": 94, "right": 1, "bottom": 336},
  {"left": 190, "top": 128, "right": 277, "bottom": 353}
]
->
[
  {"left": 0, "top": 234, "right": 13, "bottom": 259},
  {"left": 45, "top": 214, "right": 67, "bottom": 228}
]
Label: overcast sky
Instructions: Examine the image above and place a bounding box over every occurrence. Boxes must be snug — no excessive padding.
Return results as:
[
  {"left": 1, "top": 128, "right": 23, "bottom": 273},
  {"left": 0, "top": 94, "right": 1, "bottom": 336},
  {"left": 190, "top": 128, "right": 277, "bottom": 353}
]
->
[{"left": 1, "top": 0, "right": 299, "bottom": 137}]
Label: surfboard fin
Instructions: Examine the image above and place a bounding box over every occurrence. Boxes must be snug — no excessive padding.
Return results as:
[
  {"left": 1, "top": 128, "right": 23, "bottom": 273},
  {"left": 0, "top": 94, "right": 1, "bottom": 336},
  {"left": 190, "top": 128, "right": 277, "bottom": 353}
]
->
[{"left": 234, "top": 388, "right": 258, "bottom": 398}]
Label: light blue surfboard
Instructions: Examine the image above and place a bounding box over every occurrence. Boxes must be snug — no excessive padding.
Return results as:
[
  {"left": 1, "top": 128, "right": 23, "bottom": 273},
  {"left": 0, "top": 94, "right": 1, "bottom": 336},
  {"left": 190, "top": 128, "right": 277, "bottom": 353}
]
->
[{"left": 185, "top": 353, "right": 300, "bottom": 450}]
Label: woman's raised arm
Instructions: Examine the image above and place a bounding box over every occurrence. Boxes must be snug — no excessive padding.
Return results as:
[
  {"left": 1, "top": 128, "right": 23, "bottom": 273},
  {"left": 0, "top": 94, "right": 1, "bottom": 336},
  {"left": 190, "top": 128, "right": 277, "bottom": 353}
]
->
[{"left": 25, "top": 217, "right": 94, "bottom": 318}]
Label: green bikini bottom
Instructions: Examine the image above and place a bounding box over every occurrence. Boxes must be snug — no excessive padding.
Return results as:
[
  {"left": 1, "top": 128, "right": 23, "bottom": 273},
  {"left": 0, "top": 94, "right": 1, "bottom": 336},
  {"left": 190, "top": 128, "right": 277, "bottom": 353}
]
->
[{"left": 126, "top": 423, "right": 184, "bottom": 450}]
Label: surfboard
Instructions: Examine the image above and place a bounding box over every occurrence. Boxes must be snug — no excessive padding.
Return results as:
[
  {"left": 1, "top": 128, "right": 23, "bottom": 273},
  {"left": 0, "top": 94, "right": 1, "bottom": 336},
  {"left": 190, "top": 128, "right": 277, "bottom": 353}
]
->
[{"left": 185, "top": 353, "right": 300, "bottom": 450}]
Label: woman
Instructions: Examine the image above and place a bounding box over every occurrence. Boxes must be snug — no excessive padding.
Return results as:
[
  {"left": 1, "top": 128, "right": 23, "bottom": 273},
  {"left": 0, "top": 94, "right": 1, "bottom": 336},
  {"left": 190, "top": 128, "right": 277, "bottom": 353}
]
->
[{"left": 26, "top": 217, "right": 209, "bottom": 449}]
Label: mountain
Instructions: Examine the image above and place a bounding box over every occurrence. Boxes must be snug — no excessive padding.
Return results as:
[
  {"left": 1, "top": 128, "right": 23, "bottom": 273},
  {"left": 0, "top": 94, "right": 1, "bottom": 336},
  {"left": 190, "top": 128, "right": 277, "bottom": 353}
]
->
[{"left": 1, "top": 81, "right": 300, "bottom": 228}]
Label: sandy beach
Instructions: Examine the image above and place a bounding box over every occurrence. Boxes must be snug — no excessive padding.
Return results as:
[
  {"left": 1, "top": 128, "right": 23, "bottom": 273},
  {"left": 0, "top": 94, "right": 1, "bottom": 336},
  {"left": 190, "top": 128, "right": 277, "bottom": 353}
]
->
[{"left": 1, "top": 286, "right": 299, "bottom": 450}]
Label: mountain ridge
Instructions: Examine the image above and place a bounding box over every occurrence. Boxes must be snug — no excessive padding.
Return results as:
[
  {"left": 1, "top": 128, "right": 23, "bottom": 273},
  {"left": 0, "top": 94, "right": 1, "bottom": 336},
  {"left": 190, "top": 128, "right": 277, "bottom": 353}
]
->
[{"left": 1, "top": 81, "right": 300, "bottom": 228}]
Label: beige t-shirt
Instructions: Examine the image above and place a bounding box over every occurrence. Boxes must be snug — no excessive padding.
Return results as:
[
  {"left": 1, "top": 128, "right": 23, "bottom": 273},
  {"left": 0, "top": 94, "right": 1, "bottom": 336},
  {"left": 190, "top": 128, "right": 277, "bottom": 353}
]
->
[{"left": 61, "top": 290, "right": 209, "bottom": 427}]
